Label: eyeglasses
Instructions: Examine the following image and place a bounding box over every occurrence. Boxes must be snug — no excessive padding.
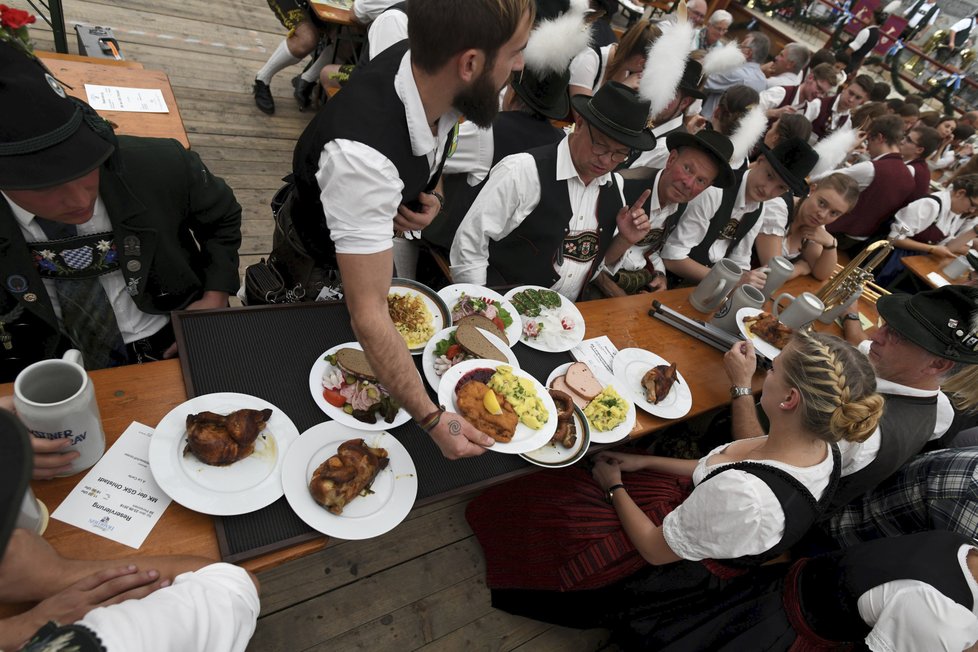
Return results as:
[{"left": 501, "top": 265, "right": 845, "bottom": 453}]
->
[
  {"left": 587, "top": 124, "right": 633, "bottom": 163},
  {"left": 903, "top": 135, "right": 921, "bottom": 147}
]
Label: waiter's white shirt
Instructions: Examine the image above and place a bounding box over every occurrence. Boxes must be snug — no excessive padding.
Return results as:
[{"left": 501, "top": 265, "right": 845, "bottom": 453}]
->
[
  {"left": 442, "top": 119, "right": 495, "bottom": 186},
  {"left": 450, "top": 137, "right": 625, "bottom": 300},
  {"left": 605, "top": 172, "right": 678, "bottom": 275},
  {"left": 860, "top": 544, "right": 978, "bottom": 652},
  {"left": 4, "top": 193, "right": 168, "bottom": 344},
  {"left": 315, "top": 51, "right": 459, "bottom": 255},
  {"left": 849, "top": 26, "right": 873, "bottom": 52},
  {"left": 661, "top": 169, "right": 766, "bottom": 271}
]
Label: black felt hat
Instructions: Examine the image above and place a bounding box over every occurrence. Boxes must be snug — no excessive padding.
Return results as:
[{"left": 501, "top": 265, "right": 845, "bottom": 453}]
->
[
  {"left": 877, "top": 286, "right": 978, "bottom": 363},
  {"left": 666, "top": 129, "right": 736, "bottom": 188},
  {"left": 0, "top": 411, "right": 33, "bottom": 559},
  {"left": 759, "top": 137, "right": 819, "bottom": 197},
  {"left": 0, "top": 42, "right": 115, "bottom": 190},
  {"left": 677, "top": 59, "right": 706, "bottom": 100},
  {"left": 571, "top": 82, "right": 657, "bottom": 151},
  {"left": 512, "top": 67, "right": 571, "bottom": 121}
]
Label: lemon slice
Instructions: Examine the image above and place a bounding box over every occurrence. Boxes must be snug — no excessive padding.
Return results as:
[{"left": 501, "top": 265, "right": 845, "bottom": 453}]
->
[{"left": 483, "top": 389, "right": 503, "bottom": 415}]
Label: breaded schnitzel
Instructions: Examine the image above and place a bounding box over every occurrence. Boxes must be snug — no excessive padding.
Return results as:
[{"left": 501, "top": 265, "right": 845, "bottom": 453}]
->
[{"left": 456, "top": 380, "right": 519, "bottom": 443}]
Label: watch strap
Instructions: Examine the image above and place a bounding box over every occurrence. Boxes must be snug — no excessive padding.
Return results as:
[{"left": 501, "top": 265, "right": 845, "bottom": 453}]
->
[
  {"left": 730, "top": 386, "right": 753, "bottom": 399},
  {"left": 606, "top": 483, "right": 626, "bottom": 504}
]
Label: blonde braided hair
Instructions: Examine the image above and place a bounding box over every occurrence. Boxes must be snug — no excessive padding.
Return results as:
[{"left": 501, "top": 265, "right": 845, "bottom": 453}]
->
[{"left": 780, "top": 330, "right": 884, "bottom": 443}]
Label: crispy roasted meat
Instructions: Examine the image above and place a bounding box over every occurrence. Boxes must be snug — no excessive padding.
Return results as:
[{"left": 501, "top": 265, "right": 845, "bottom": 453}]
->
[
  {"left": 184, "top": 408, "right": 272, "bottom": 466},
  {"left": 641, "top": 363, "right": 679, "bottom": 404},
  {"left": 457, "top": 380, "right": 519, "bottom": 443},
  {"left": 744, "top": 311, "right": 793, "bottom": 349},
  {"left": 309, "top": 438, "right": 390, "bottom": 515}
]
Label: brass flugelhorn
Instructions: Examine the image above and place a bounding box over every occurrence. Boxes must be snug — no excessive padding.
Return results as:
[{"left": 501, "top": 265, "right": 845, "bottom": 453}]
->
[{"left": 816, "top": 232, "right": 905, "bottom": 309}]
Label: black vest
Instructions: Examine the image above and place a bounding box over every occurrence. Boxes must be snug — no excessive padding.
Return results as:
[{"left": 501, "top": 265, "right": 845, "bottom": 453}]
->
[
  {"left": 823, "top": 392, "right": 938, "bottom": 516},
  {"left": 422, "top": 112, "right": 565, "bottom": 251},
  {"left": 623, "top": 172, "right": 687, "bottom": 256},
  {"left": 799, "top": 530, "right": 975, "bottom": 642},
  {"left": 703, "top": 444, "right": 840, "bottom": 567},
  {"left": 688, "top": 168, "right": 765, "bottom": 267},
  {"left": 291, "top": 40, "right": 449, "bottom": 265},
  {"left": 851, "top": 26, "right": 880, "bottom": 65},
  {"left": 485, "top": 142, "right": 621, "bottom": 298}
]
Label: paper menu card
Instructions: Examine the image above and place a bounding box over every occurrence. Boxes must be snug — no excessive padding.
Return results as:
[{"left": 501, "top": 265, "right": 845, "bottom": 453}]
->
[
  {"left": 53, "top": 422, "right": 172, "bottom": 549},
  {"left": 927, "top": 272, "right": 951, "bottom": 287},
  {"left": 571, "top": 336, "right": 620, "bottom": 377},
  {"left": 85, "top": 85, "right": 169, "bottom": 113}
]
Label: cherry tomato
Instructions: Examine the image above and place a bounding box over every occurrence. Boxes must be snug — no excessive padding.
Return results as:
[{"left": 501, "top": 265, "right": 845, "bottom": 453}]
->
[
  {"left": 445, "top": 344, "right": 461, "bottom": 359},
  {"left": 322, "top": 388, "right": 346, "bottom": 408},
  {"left": 492, "top": 316, "right": 506, "bottom": 331}
]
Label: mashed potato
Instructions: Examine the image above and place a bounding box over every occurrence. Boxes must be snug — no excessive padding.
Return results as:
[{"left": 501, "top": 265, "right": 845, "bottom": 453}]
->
[
  {"left": 388, "top": 293, "right": 434, "bottom": 349},
  {"left": 584, "top": 387, "right": 629, "bottom": 431},
  {"left": 487, "top": 365, "right": 549, "bottom": 429}
]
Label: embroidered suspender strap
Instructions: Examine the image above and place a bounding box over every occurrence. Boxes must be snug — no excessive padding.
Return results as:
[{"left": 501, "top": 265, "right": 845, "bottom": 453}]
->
[
  {"left": 688, "top": 169, "right": 749, "bottom": 266},
  {"left": 722, "top": 202, "right": 766, "bottom": 259},
  {"left": 29, "top": 231, "right": 120, "bottom": 280}
]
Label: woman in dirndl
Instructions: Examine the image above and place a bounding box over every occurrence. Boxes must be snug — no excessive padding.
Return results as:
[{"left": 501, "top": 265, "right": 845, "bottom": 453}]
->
[{"left": 466, "top": 330, "right": 884, "bottom": 646}]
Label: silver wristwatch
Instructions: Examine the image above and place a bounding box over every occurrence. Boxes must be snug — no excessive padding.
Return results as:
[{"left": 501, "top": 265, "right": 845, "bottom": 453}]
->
[{"left": 730, "top": 386, "right": 753, "bottom": 399}]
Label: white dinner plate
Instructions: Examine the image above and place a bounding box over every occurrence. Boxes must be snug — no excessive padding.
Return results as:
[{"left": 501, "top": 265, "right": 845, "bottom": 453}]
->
[
  {"left": 612, "top": 348, "right": 693, "bottom": 419},
  {"left": 736, "top": 307, "right": 784, "bottom": 360},
  {"left": 389, "top": 278, "right": 451, "bottom": 355},
  {"left": 421, "top": 325, "right": 519, "bottom": 393},
  {"left": 546, "top": 362, "right": 636, "bottom": 444},
  {"left": 503, "top": 285, "right": 586, "bottom": 353},
  {"left": 309, "top": 342, "right": 413, "bottom": 431},
  {"left": 520, "top": 405, "right": 591, "bottom": 468},
  {"left": 437, "top": 283, "right": 522, "bottom": 346},
  {"left": 148, "top": 392, "right": 300, "bottom": 516},
  {"left": 437, "top": 359, "right": 557, "bottom": 454},
  {"left": 282, "top": 422, "right": 417, "bottom": 540}
]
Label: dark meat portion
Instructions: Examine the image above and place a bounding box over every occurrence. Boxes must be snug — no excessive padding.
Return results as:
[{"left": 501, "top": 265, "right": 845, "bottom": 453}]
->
[
  {"left": 641, "top": 363, "right": 679, "bottom": 404},
  {"left": 309, "top": 438, "right": 390, "bottom": 515},
  {"left": 549, "top": 389, "right": 577, "bottom": 448},
  {"left": 184, "top": 408, "right": 272, "bottom": 466}
]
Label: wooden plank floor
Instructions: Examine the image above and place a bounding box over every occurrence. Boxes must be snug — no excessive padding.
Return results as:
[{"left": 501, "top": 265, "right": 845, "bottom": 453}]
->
[{"left": 26, "top": 2, "right": 612, "bottom": 649}]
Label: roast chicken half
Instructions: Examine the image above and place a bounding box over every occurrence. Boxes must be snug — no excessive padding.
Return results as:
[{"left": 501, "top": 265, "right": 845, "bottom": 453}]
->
[
  {"left": 184, "top": 408, "right": 273, "bottom": 466},
  {"left": 309, "top": 438, "right": 389, "bottom": 515}
]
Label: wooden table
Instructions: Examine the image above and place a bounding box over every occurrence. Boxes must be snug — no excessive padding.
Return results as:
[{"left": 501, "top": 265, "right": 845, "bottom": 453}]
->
[
  {"left": 308, "top": 0, "right": 356, "bottom": 26},
  {"left": 903, "top": 253, "right": 958, "bottom": 288},
  {"left": 0, "top": 275, "right": 878, "bottom": 617},
  {"left": 37, "top": 54, "right": 190, "bottom": 149}
]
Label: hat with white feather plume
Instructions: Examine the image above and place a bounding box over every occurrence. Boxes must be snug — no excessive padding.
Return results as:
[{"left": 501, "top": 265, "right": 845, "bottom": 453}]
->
[
  {"left": 638, "top": 19, "right": 696, "bottom": 119},
  {"left": 512, "top": 5, "right": 592, "bottom": 120},
  {"left": 700, "top": 41, "right": 747, "bottom": 79},
  {"left": 810, "top": 125, "right": 860, "bottom": 177},
  {"left": 727, "top": 104, "right": 768, "bottom": 165}
]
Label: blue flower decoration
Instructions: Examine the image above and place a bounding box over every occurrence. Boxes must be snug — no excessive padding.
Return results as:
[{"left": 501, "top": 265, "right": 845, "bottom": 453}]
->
[{"left": 105, "top": 249, "right": 118, "bottom": 264}]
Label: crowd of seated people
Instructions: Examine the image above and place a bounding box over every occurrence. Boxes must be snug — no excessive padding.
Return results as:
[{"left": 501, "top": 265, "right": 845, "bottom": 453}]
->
[{"left": 4, "top": 0, "right": 978, "bottom": 649}]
